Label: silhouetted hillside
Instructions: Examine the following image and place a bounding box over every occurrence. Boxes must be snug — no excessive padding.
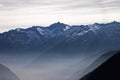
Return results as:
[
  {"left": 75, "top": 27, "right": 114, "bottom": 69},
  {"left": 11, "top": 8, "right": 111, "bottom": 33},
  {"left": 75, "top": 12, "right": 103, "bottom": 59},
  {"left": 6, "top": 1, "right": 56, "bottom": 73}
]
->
[
  {"left": 0, "top": 64, "right": 19, "bottom": 80},
  {"left": 80, "top": 51, "right": 120, "bottom": 80}
]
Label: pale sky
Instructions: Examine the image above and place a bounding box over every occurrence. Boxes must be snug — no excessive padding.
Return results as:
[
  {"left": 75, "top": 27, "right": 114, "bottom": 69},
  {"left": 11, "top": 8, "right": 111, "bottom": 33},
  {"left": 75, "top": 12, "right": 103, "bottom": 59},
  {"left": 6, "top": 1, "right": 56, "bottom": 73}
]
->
[{"left": 0, "top": 0, "right": 120, "bottom": 32}]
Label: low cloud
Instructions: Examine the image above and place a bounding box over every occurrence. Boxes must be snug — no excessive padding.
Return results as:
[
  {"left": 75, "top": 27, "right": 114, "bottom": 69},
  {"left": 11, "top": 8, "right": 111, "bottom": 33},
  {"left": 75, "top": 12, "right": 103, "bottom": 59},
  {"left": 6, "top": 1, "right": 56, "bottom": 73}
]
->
[
  {"left": 0, "top": 0, "right": 119, "bottom": 11},
  {"left": 0, "top": 0, "right": 120, "bottom": 32}
]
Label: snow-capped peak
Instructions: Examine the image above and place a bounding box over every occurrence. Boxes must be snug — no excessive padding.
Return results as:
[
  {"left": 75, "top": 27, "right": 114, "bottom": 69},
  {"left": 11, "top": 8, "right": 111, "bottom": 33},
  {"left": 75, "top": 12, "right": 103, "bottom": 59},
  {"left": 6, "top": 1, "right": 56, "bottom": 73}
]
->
[
  {"left": 64, "top": 26, "right": 70, "bottom": 31},
  {"left": 37, "top": 27, "right": 44, "bottom": 35},
  {"left": 77, "top": 25, "right": 99, "bottom": 36},
  {"left": 88, "top": 25, "right": 99, "bottom": 32}
]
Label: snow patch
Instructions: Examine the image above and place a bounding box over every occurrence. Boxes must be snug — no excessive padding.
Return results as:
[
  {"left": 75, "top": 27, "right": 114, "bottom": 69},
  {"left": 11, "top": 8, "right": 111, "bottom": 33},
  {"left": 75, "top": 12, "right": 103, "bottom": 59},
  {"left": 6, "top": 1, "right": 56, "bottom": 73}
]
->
[
  {"left": 16, "top": 28, "right": 21, "bottom": 32},
  {"left": 64, "top": 26, "right": 70, "bottom": 31},
  {"left": 77, "top": 30, "right": 89, "bottom": 36},
  {"left": 88, "top": 25, "right": 99, "bottom": 31},
  {"left": 37, "top": 28, "right": 44, "bottom": 35}
]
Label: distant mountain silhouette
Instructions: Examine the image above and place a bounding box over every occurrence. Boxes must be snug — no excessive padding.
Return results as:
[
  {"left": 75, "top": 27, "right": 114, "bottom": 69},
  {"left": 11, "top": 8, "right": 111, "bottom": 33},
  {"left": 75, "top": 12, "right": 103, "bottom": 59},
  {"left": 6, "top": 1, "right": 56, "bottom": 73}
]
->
[
  {"left": 0, "top": 21, "right": 120, "bottom": 53},
  {"left": 79, "top": 51, "right": 120, "bottom": 80},
  {"left": 0, "top": 64, "right": 19, "bottom": 80}
]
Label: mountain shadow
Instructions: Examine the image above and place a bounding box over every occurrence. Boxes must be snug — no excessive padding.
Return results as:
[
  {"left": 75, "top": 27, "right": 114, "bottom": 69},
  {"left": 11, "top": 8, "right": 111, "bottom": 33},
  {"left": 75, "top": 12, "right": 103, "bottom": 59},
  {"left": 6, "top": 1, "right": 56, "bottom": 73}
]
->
[{"left": 79, "top": 51, "right": 120, "bottom": 80}]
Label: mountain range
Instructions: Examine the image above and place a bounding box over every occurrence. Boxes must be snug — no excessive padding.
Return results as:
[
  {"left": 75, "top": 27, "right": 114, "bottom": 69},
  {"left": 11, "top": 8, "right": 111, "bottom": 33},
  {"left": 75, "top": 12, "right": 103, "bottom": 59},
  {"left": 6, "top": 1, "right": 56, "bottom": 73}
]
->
[
  {"left": 0, "top": 21, "right": 120, "bottom": 53},
  {"left": 0, "top": 22, "right": 120, "bottom": 80}
]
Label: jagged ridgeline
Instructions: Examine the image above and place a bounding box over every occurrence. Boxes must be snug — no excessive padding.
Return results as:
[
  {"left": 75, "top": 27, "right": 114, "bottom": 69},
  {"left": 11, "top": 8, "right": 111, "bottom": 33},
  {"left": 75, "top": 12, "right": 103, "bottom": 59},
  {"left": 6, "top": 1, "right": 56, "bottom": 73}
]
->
[{"left": 0, "top": 21, "right": 120, "bottom": 53}]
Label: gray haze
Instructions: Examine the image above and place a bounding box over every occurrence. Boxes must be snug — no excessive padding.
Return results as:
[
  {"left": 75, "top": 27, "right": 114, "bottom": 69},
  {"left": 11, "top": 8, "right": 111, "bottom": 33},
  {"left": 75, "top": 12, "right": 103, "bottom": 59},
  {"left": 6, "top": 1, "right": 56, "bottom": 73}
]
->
[{"left": 0, "top": 51, "right": 107, "bottom": 80}]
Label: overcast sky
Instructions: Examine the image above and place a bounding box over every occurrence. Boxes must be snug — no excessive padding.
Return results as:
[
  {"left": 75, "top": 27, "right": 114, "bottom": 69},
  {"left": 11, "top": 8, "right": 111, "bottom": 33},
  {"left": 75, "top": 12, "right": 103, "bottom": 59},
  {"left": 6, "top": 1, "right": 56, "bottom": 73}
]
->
[{"left": 0, "top": 0, "right": 120, "bottom": 32}]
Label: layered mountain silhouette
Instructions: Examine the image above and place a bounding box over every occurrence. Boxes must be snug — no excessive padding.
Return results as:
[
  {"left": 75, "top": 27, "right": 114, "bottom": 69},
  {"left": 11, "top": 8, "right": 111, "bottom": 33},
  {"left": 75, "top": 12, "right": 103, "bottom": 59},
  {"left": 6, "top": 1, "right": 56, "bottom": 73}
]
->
[
  {"left": 79, "top": 51, "right": 120, "bottom": 80},
  {"left": 69, "top": 50, "right": 117, "bottom": 80},
  {"left": 0, "top": 21, "right": 120, "bottom": 53},
  {"left": 0, "top": 64, "right": 19, "bottom": 80}
]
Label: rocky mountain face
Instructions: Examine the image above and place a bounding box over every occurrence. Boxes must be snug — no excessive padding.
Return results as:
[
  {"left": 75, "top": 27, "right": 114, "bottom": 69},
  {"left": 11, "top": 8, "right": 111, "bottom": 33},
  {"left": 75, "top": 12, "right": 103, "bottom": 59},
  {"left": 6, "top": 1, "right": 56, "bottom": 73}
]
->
[{"left": 0, "top": 21, "right": 120, "bottom": 53}]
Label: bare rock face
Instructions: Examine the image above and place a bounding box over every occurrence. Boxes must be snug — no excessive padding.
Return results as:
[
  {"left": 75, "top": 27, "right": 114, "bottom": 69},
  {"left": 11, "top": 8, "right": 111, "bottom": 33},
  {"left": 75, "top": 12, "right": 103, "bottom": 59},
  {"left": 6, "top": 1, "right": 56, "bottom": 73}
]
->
[{"left": 0, "top": 64, "right": 19, "bottom": 80}]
